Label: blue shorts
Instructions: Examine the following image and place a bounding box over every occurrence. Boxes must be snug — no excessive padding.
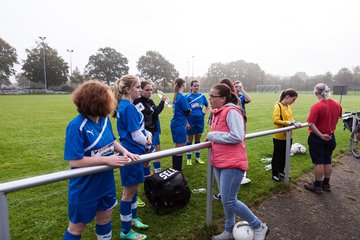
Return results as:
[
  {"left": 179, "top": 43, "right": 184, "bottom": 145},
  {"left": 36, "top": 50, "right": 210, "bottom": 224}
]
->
[
  {"left": 153, "top": 131, "right": 160, "bottom": 146},
  {"left": 187, "top": 117, "right": 205, "bottom": 135},
  {"left": 308, "top": 133, "right": 336, "bottom": 164},
  {"left": 69, "top": 192, "right": 117, "bottom": 224},
  {"left": 170, "top": 123, "right": 187, "bottom": 144},
  {"left": 120, "top": 162, "right": 144, "bottom": 186}
]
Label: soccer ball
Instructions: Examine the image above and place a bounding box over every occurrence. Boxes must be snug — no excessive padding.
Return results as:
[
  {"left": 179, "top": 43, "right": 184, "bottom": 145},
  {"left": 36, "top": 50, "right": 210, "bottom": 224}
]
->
[
  {"left": 290, "top": 143, "right": 306, "bottom": 155},
  {"left": 233, "top": 221, "right": 254, "bottom": 240}
]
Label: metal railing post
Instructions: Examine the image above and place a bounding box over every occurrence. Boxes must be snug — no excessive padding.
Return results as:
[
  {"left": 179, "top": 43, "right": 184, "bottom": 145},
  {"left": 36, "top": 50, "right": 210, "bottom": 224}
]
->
[
  {"left": 206, "top": 147, "right": 213, "bottom": 226},
  {"left": 0, "top": 192, "right": 10, "bottom": 240},
  {"left": 284, "top": 130, "right": 292, "bottom": 185}
]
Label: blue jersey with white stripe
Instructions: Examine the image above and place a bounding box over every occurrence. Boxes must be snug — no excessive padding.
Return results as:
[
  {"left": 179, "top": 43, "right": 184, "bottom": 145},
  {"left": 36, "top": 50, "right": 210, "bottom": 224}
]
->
[
  {"left": 186, "top": 92, "right": 208, "bottom": 118},
  {"left": 64, "top": 115, "right": 116, "bottom": 206},
  {"left": 171, "top": 92, "right": 190, "bottom": 126},
  {"left": 238, "top": 93, "right": 247, "bottom": 113},
  {"left": 116, "top": 99, "right": 147, "bottom": 155}
]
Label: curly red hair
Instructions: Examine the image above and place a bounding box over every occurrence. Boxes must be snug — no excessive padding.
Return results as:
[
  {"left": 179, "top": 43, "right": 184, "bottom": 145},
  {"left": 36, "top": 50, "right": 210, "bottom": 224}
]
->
[{"left": 72, "top": 80, "right": 116, "bottom": 117}]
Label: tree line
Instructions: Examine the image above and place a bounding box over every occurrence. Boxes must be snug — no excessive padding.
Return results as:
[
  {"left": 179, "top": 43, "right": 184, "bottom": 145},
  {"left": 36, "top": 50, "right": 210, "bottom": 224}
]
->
[{"left": 1, "top": 37, "right": 360, "bottom": 92}]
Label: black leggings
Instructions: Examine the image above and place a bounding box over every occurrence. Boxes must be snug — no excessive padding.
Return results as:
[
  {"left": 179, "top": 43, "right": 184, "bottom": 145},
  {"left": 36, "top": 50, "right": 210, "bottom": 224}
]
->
[{"left": 272, "top": 138, "right": 292, "bottom": 176}]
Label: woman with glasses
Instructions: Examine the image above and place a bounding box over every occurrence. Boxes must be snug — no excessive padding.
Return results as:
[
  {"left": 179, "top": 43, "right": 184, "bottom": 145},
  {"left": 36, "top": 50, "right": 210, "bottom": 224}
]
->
[
  {"left": 185, "top": 80, "right": 209, "bottom": 165},
  {"left": 206, "top": 83, "right": 269, "bottom": 240}
]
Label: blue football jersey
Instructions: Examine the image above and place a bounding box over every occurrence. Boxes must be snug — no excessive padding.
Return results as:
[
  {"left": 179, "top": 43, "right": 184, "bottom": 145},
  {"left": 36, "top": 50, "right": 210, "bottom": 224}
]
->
[
  {"left": 186, "top": 92, "right": 208, "bottom": 118},
  {"left": 171, "top": 92, "right": 191, "bottom": 126},
  {"left": 116, "top": 99, "right": 147, "bottom": 154},
  {"left": 64, "top": 115, "right": 116, "bottom": 206},
  {"left": 238, "top": 93, "right": 247, "bottom": 113}
]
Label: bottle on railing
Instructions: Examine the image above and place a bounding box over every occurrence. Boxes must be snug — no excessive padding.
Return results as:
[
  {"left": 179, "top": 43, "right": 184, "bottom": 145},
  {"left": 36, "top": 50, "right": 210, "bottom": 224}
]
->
[{"left": 157, "top": 89, "right": 172, "bottom": 107}]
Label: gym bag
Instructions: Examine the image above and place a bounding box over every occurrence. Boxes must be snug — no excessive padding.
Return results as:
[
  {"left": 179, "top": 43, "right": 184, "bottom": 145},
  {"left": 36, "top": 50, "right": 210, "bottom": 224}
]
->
[{"left": 144, "top": 168, "right": 191, "bottom": 215}]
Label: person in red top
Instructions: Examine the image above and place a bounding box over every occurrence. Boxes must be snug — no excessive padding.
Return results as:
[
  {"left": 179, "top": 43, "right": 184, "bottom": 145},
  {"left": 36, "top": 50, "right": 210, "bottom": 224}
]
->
[{"left": 304, "top": 83, "right": 342, "bottom": 194}]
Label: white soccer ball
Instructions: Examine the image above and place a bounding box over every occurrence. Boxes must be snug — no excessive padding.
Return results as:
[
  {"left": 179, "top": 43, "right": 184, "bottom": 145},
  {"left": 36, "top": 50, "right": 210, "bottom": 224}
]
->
[
  {"left": 233, "top": 221, "right": 254, "bottom": 240},
  {"left": 298, "top": 144, "right": 306, "bottom": 154},
  {"left": 291, "top": 143, "right": 306, "bottom": 155}
]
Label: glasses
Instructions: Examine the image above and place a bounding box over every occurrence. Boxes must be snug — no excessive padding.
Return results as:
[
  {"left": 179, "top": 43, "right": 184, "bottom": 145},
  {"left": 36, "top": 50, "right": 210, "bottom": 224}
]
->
[{"left": 209, "top": 95, "right": 223, "bottom": 99}]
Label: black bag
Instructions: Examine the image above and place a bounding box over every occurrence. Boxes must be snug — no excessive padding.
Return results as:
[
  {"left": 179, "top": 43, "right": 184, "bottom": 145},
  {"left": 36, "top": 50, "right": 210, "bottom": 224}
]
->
[{"left": 144, "top": 168, "right": 191, "bottom": 215}]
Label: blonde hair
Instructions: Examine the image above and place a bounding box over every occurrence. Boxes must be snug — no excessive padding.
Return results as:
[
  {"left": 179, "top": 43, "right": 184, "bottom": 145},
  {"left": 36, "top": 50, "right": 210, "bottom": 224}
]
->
[
  {"left": 314, "top": 83, "right": 330, "bottom": 99},
  {"left": 112, "top": 75, "right": 139, "bottom": 117}
]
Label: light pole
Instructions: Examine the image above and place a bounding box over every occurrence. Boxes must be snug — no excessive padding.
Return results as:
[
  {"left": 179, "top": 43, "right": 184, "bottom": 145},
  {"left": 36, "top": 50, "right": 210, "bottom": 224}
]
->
[
  {"left": 38, "top": 36, "right": 47, "bottom": 90},
  {"left": 67, "top": 49, "right": 74, "bottom": 77},
  {"left": 187, "top": 61, "right": 190, "bottom": 79},
  {"left": 192, "top": 56, "right": 194, "bottom": 79}
]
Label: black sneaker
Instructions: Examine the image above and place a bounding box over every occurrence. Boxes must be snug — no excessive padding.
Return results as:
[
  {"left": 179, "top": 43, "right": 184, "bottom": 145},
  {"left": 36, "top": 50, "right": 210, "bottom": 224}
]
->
[
  {"left": 279, "top": 172, "right": 291, "bottom": 179},
  {"left": 272, "top": 175, "right": 281, "bottom": 182},
  {"left": 213, "top": 193, "right": 221, "bottom": 201},
  {"left": 304, "top": 182, "right": 322, "bottom": 194},
  {"left": 322, "top": 183, "right": 331, "bottom": 191}
]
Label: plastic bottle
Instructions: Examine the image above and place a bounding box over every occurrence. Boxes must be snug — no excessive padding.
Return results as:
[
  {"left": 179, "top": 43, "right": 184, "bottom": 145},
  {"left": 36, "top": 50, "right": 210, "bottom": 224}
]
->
[
  {"left": 157, "top": 90, "right": 172, "bottom": 107},
  {"left": 192, "top": 188, "right": 206, "bottom": 193}
]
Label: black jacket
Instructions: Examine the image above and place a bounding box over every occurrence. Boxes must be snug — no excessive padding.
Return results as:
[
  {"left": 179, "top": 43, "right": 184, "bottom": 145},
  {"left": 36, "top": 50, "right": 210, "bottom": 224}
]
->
[{"left": 133, "top": 96, "right": 165, "bottom": 134}]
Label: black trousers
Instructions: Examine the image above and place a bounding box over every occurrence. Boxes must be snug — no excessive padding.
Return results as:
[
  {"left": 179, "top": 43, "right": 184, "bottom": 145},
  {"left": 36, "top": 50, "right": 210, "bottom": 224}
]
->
[{"left": 271, "top": 138, "right": 292, "bottom": 177}]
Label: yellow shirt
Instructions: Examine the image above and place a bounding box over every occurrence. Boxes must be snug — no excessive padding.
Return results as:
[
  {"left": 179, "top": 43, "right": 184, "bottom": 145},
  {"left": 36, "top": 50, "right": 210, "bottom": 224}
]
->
[{"left": 272, "top": 102, "right": 294, "bottom": 140}]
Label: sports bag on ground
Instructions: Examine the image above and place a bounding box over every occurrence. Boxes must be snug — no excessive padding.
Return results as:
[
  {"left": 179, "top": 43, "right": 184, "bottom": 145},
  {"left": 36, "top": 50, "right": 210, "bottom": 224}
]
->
[{"left": 144, "top": 168, "right": 191, "bottom": 214}]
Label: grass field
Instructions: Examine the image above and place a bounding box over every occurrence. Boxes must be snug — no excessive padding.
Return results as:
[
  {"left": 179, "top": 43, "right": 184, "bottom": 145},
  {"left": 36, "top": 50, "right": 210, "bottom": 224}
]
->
[{"left": 0, "top": 92, "right": 358, "bottom": 239}]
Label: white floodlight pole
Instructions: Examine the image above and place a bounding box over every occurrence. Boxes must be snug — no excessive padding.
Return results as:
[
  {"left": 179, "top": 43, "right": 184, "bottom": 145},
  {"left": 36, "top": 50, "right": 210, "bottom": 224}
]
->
[{"left": 39, "top": 36, "right": 47, "bottom": 90}]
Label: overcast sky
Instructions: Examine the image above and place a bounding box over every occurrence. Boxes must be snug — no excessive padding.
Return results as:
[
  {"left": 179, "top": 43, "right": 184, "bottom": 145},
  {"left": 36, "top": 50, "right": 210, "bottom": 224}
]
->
[{"left": 1, "top": 0, "right": 360, "bottom": 80}]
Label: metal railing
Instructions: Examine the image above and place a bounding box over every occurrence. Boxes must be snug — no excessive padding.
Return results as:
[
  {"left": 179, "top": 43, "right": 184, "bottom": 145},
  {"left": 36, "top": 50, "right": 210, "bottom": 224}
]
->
[{"left": 1, "top": 118, "right": 345, "bottom": 240}]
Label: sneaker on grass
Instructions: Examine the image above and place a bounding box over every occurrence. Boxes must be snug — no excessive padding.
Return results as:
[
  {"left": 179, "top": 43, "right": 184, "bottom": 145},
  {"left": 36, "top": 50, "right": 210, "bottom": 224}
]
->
[
  {"left": 131, "top": 218, "right": 149, "bottom": 229},
  {"left": 272, "top": 175, "right": 281, "bottom": 182},
  {"left": 187, "top": 159, "right": 192, "bottom": 166},
  {"left": 120, "top": 229, "right": 147, "bottom": 240},
  {"left": 195, "top": 158, "right": 205, "bottom": 164},
  {"left": 213, "top": 193, "right": 221, "bottom": 201},
  {"left": 278, "top": 172, "right": 291, "bottom": 179},
  {"left": 136, "top": 197, "right": 145, "bottom": 208}
]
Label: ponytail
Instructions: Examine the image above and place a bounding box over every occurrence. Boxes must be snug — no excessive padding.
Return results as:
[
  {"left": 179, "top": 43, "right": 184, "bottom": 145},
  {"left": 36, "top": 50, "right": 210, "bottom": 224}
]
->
[
  {"left": 278, "top": 88, "right": 298, "bottom": 103},
  {"left": 173, "top": 78, "right": 185, "bottom": 103}
]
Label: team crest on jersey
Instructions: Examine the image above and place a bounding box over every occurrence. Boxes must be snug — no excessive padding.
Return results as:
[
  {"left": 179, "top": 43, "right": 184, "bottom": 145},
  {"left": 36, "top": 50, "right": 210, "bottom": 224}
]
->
[
  {"left": 91, "top": 143, "right": 114, "bottom": 157},
  {"left": 135, "top": 102, "right": 145, "bottom": 113},
  {"left": 86, "top": 129, "right": 94, "bottom": 136}
]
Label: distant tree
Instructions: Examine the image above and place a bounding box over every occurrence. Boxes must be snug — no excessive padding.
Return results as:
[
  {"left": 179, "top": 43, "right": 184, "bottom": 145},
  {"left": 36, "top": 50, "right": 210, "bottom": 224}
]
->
[
  {"left": 352, "top": 66, "right": 360, "bottom": 89},
  {"left": 22, "top": 42, "right": 68, "bottom": 88},
  {"left": 289, "top": 72, "right": 308, "bottom": 91},
  {"left": 206, "top": 60, "right": 266, "bottom": 91},
  {"left": 85, "top": 47, "right": 129, "bottom": 84},
  {"left": 137, "top": 51, "right": 179, "bottom": 91},
  {"left": 0, "top": 37, "right": 18, "bottom": 87},
  {"left": 70, "top": 67, "right": 85, "bottom": 86},
  {"left": 206, "top": 62, "right": 228, "bottom": 88},
  {"left": 322, "top": 71, "right": 333, "bottom": 88},
  {"left": 334, "top": 67, "right": 353, "bottom": 87},
  {"left": 15, "top": 72, "right": 30, "bottom": 88}
]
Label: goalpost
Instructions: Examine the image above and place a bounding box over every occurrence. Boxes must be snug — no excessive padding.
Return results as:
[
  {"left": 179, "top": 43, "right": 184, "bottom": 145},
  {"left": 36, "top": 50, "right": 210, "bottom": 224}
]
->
[{"left": 256, "top": 85, "right": 282, "bottom": 93}]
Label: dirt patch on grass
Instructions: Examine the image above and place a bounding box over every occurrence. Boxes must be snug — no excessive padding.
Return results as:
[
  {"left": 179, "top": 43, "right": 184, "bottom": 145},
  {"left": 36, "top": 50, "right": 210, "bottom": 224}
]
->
[{"left": 252, "top": 154, "right": 360, "bottom": 240}]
